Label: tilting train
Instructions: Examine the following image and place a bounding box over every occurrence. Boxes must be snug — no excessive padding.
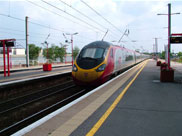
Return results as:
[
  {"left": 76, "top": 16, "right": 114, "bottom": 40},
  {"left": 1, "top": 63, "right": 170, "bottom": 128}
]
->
[{"left": 72, "top": 41, "right": 148, "bottom": 86}]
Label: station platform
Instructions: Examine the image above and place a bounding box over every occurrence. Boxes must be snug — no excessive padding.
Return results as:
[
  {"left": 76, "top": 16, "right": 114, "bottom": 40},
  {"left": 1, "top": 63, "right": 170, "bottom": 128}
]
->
[
  {"left": 0, "top": 64, "right": 71, "bottom": 84},
  {"left": 14, "top": 59, "right": 182, "bottom": 136}
]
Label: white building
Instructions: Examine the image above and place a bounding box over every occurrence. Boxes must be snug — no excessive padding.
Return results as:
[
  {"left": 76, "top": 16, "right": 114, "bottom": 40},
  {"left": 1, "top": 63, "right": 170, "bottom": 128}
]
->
[
  {"left": 0, "top": 48, "right": 25, "bottom": 55},
  {"left": 11, "top": 48, "right": 25, "bottom": 55}
]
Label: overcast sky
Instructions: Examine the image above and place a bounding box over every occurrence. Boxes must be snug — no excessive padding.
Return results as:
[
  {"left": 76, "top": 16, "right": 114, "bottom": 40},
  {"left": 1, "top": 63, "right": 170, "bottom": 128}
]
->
[{"left": 0, "top": 0, "right": 182, "bottom": 53}]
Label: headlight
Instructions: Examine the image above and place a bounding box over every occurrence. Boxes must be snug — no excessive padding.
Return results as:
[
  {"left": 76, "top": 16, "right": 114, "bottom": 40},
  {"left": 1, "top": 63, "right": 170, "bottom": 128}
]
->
[
  {"left": 96, "top": 64, "right": 106, "bottom": 72},
  {"left": 72, "top": 64, "right": 78, "bottom": 72}
]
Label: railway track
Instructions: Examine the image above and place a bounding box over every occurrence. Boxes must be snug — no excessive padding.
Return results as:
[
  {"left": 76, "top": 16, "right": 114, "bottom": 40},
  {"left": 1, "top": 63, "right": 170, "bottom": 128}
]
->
[
  {"left": 0, "top": 79, "right": 88, "bottom": 136},
  {"left": 0, "top": 72, "right": 72, "bottom": 102},
  {"left": 0, "top": 80, "right": 74, "bottom": 114},
  {"left": 0, "top": 62, "right": 144, "bottom": 135}
]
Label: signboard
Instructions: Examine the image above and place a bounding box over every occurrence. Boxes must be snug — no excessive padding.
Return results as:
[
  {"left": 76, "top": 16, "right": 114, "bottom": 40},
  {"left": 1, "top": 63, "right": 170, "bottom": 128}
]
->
[
  {"left": 170, "top": 37, "right": 182, "bottom": 44},
  {"left": 0, "top": 39, "right": 16, "bottom": 77},
  {"left": 6, "top": 41, "right": 15, "bottom": 47},
  {"left": 0, "top": 41, "right": 3, "bottom": 47},
  {"left": 0, "top": 39, "right": 15, "bottom": 47}
]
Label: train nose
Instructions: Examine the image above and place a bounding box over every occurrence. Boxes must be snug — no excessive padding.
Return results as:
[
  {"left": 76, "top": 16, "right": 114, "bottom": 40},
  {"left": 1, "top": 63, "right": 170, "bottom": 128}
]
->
[{"left": 74, "top": 69, "right": 98, "bottom": 82}]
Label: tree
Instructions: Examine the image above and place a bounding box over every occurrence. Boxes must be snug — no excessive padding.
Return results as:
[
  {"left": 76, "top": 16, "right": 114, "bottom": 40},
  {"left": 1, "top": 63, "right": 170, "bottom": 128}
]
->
[
  {"left": 177, "top": 52, "right": 182, "bottom": 57},
  {"left": 73, "top": 46, "right": 80, "bottom": 59},
  {"left": 160, "top": 51, "right": 173, "bottom": 59},
  {"left": 43, "top": 46, "right": 52, "bottom": 61},
  {"left": 43, "top": 44, "right": 66, "bottom": 63},
  {"left": 55, "top": 44, "right": 66, "bottom": 62},
  {"left": 29, "top": 44, "right": 41, "bottom": 60},
  {"left": 161, "top": 51, "right": 165, "bottom": 59}
]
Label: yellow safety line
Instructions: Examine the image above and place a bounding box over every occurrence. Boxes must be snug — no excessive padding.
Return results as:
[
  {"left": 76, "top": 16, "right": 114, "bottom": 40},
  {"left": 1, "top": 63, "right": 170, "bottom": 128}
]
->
[{"left": 86, "top": 60, "right": 148, "bottom": 136}]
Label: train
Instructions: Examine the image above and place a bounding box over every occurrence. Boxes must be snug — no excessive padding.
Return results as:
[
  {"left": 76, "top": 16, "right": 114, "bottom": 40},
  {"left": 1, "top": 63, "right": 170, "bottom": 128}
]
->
[{"left": 72, "top": 41, "right": 149, "bottom": 86}]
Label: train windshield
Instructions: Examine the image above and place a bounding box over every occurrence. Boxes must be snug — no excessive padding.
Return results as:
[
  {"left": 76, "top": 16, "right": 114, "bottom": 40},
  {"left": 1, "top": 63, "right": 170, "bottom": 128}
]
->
[{"left": 80, "top": 48, "right": 105, "bottom": 59}]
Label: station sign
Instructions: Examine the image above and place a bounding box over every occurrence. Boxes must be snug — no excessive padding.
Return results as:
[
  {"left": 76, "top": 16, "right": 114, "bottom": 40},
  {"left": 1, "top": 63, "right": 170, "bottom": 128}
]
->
[
  {"left": 170, "top": 37, "right": 182, "bottom": 44},
  {"left": 0, "top": 41, "right": 15, "bottom": 47},
  {"left": 0, "top": 41, "right": 3, "bottom": 47},
  {"left": 6, "top": 41, "right": 15, "bottom": 47},
  {"left": 0, "top": 38, "right": 16, "bottom": 77}
]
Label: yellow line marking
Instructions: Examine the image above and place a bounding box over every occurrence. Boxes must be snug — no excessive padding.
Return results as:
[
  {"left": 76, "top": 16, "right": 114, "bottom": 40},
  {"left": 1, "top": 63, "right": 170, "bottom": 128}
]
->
[{"left": 86, "top": 60, "right": 148, "bottom": 136}]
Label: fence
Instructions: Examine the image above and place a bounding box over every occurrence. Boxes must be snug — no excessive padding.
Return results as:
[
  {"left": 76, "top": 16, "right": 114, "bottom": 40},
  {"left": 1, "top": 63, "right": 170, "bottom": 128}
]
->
[{"left": 0, "top": 55, "right": 72, "bottom": 69}]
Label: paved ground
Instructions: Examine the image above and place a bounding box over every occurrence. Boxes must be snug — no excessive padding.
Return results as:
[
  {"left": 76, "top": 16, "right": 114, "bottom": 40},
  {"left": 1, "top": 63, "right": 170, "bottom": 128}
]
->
[
  {"left": 23, "top": 59, "right": 145, "bottom": 136},
  {"left": 0, "top": 65, "right": 71, "bottom": 83},
  {"left": 70, "top": 60, "right": 182, "bottom": 136},
  {"left": 14, "top": 60, "right": 182, "bottom": 136},
  {"left": 172, "top": 61, "right": 182, "bottom": 74}
]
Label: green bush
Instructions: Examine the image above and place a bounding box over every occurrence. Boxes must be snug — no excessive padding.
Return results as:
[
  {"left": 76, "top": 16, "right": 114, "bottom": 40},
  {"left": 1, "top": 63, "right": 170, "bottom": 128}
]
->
[{"left": 178, "top": 56, "right": 182, "bottom": 63}]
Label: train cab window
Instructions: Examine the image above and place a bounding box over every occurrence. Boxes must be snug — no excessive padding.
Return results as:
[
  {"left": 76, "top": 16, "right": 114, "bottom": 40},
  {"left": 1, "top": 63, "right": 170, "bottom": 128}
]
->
[{"left": 81, "top": 48, "right": 104, "bottom": 59}]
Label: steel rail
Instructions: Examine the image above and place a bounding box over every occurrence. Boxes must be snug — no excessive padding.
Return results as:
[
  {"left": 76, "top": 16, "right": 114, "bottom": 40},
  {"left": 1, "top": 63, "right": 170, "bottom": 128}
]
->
[
  {"left": 0, "top": 81, "right": 74, "bottom": 115},
  {"left": 0, "top": 87, "right": 86, "bottom": 136},
  {"left": 0, "top": 80, "right": 73, "bottom": 113}
]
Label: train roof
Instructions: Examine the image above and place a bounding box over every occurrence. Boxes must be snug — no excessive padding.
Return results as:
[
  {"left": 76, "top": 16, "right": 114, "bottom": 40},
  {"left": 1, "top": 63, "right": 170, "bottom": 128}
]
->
[
  {"left": 83, "top": 41, "right": 143, "bottom": 55},
  {"left": 84, "top": 41, "right": 112, "bottom": 49},
  {"left": 111, "top": 44, "right": 141, "bottom": 54}
]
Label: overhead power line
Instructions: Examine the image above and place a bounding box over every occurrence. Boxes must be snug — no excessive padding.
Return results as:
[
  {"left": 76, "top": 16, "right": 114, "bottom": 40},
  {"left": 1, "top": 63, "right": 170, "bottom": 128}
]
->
[
  {"left": 59, "top": 0, "right": 120, "bottom": 40},
  {"left": 41, "top": 0, "right": 105, "bottom": 33},
  {"left": 27, "top": 0, "right": 107, "bottom": 36},
  {"left": 79, "top": 1, "right": 139, "bottom": 47},
  {"left": 0, "top": 24, "right": 95, "bottom": 41},
  {"left": 0, "top": 13, "right": 66, "bottom": 33},
  {"left": 0, "top": 13, "right": 25, "bottom": 21},
  {"left": 0, "top": 27, "right": 24, "bottom": 32},
  {"left": 59, "top": 0, "right": 107, "bottom": 31},
  {"left": 26, "top": 0, "right": 91, "bottom": 30},
  {"left": 0, "top": 26, "right": 64, "bottom": 37},
  {"left": 28, "top": 20, "right": 65, "bottom": 32},
  {"left": 0, "top": 29, "right": 58, "bottom": 42},
  {"left": 80, "top": 0, "right": 124, "bottom": 34},
  {"left": 0, "top": 30, "right": 25, "bottom": 36}
]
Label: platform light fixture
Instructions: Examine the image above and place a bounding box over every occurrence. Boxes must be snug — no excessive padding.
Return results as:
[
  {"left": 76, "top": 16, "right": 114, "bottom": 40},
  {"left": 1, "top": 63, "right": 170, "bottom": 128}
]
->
[
  {"left": 65, "top": 32, "right": 78, "bottom": 66},
  {"left": 157, "top": 3, "right": 180, "bottom": 68}
]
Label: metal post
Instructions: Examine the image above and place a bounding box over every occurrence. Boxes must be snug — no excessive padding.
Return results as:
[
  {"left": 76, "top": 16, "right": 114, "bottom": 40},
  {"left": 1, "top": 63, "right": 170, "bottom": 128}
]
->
[
  {"left": 155, "top": 38, "right": 158, "bottom": 61},
  {"left": 65, "top": 48, "right": 67, "bottom": 64},
  {"left": 7, "top": 47, "right": 10, "bottom": 76},
  {"left": 65, "top": 32, "right": 78, "bottom": 66},
  {"left": 71, "top": 35, "right": 73, "bottom": 66},
  {"left": 25, "top": 16, "right": 29, "bottom": 67},
  {"left": 153, "top": 44, "right": 154, "bottom": 59},
  {"left": 10, "top": 54, "right": 12, "bottom": 69},
  {"left": 3, "top": 40, "right": 6, "bottom": 77},
  {"left": 46, "top": 42, "right": 49, "bottom": 63},
  {"left": 168, "top": 3, "right": 171, "bottom": 68}
]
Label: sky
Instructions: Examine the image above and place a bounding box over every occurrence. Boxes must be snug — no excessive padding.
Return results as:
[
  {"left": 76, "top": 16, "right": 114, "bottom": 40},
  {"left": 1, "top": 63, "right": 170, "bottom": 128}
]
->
[{"left": 0, "top": 0, "right": 182, "bottom": 53}]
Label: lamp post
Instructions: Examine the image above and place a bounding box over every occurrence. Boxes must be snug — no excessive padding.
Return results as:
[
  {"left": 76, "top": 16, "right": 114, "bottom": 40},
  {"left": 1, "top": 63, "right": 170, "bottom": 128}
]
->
[
  {"left": 157, "top": 3, "right": 180, "bottom": 68},
  {"left": 45, "top": 41, "right": 49, "bottom": 63},
  {"left": 63, "top": 45, "right": 68, "bottom": 64},
  {"left": 41, "top": 41, "right": 49, "bottom": 63},
  {"left": 66, "top": 32, "right": 78, "bottom": 66},
  {"left": 152, "top": 37, "right": 161, "bottom": 61},
  {"left": 41, "top": 34, "right": 50, "bottom": 63}
]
